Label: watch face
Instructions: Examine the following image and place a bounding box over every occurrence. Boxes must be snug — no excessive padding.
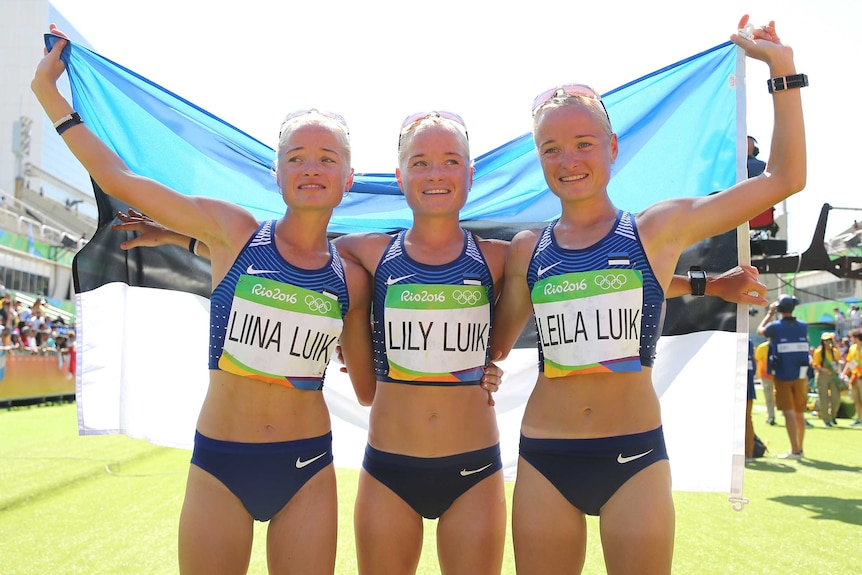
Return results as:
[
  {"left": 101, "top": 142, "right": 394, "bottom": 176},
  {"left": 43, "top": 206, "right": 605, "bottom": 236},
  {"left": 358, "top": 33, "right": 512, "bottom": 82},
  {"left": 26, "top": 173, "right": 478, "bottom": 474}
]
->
[{"left": 689, "top": 269, "right": 707, "bottom": 296}]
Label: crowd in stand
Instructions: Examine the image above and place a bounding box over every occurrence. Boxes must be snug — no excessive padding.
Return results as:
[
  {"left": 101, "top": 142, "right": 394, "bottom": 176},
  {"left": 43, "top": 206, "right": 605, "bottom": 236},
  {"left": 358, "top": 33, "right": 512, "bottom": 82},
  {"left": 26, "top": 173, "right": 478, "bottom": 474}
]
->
[{"left": 0, "top": 292, "right": 76, "bottom": 377}]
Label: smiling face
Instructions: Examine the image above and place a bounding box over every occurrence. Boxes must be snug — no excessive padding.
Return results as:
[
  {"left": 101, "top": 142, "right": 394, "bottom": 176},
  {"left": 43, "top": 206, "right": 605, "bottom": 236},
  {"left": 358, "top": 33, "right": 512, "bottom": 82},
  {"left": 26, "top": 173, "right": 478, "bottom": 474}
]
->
[
  {"left": 533, "top": 101, "right": 617, "bottom": 203},
  {"left": 396, "top": 121, "right": 473, "bottom": 217},
  {"left": 275, "top": 120, "right": 353, "bottom": 211}
]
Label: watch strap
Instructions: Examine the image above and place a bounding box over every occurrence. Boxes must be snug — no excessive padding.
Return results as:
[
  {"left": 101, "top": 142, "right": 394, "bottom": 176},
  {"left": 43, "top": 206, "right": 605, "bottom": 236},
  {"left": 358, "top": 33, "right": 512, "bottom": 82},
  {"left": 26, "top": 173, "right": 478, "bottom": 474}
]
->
[{"left": 767, "top": 73, "right": 808, "bottom": 94}]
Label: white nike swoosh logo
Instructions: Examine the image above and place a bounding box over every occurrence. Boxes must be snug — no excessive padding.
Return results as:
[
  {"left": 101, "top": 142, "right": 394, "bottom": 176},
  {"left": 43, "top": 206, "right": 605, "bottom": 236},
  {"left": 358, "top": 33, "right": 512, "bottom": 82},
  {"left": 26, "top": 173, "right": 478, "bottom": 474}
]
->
[
  {"left": 386, "top": 273, "right": 416, "bottom": 285},
  {"left": 537, "top": 262, "right": 562, "bottom": 276},
  {"left": 246, "top": 264, "right": 280, "bottom": 275},
  {"left": 460, "top": 463, "right": 494, "bottom": 477},
  {"left": 295, "top": 452, "right": 328, "bottom": 469},
  {"left": 617, "top": 449, "right": 653, "bottom": 464}
]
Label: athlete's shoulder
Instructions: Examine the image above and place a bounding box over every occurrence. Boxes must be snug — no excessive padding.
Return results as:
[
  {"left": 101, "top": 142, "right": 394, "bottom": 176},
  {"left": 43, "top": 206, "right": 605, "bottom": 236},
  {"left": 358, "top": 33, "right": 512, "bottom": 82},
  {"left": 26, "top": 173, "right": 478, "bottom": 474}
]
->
[
  {"left": 474, "top": 236, "right": 508, "bottom": 261},
  {"left": 333, "top": 231, "right": 395, "bottom": 271},
  {"left": 510, "top": 228, "right": 543, "bottom": 255}
]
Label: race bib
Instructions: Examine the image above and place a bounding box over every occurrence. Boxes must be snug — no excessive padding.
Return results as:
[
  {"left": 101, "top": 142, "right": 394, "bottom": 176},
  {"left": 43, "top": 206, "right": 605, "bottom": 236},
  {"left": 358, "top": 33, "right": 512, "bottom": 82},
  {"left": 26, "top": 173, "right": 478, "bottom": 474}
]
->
[
  {"left": 384, "top": 284, "right": 490, "bottom": 382},
  {"left": 532, "top": 269, "right": 643, "bottom": 376},
  {"left": 219, "top": 275, "right": 343, "bottom": 388}
]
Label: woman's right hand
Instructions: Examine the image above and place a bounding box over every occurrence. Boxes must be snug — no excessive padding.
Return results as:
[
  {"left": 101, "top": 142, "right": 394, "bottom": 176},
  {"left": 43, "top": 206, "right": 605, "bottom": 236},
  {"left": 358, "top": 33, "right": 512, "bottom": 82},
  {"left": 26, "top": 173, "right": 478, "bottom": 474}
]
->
[
  {"left": 33, "top": 24, "right": 69, "bottom": 92},
  {"left": 113, "top": 209, "right": 187, "bottom": 250}
]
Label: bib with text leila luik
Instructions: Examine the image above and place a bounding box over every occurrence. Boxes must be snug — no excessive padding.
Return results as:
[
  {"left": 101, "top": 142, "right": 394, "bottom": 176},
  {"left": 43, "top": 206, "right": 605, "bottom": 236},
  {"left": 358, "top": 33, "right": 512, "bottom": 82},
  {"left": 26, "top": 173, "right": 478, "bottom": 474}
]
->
[
  {"left": 532, "top": 269, "right": 643, "bottom": 376},
  {"left": 218, "top": 275, "right": 343, "bottom": 389},
  {"left": 384, "top": 283, "right": 490, "bottom": 383}
]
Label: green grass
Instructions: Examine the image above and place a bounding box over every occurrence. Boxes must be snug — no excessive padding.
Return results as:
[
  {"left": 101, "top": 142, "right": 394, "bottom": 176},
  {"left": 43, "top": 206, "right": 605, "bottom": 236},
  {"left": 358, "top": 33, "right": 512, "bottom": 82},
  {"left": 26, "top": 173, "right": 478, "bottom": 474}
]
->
[{"left": 1, "top": 399, "right": 860, "bottom": 574}]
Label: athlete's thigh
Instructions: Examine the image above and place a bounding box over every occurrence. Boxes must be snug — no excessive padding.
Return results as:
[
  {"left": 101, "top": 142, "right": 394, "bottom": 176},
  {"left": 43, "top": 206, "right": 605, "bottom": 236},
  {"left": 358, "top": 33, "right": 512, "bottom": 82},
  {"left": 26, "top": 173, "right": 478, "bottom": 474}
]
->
[
  {"left": 512, "top": 458, "right": 587, "bottom": 575},
  {"left": 266, "top": 464, "right": 337, "bottom": 575},
  {"left": 437, "top": 470, "right": 507, "bottom": 575},
  {"left": 354, "top": 468, "right": 424, "bottom": 575},
  {"left": 599, "top": 460, "right": 674, "bottom": 575},
  {"left": 178, "top": 464, "right": 254, "bottom": 575}
]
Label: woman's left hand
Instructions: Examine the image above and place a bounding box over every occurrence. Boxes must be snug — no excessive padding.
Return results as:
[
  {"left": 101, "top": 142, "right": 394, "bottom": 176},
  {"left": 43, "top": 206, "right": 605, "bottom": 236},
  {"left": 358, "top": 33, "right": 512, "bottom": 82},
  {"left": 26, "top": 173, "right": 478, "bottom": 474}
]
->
[
  {"left": 730, "top": 15, "right": 794, "bottom": 69},
  {"left": 482, "top": 358, "right": 504, "bottom": 406}
]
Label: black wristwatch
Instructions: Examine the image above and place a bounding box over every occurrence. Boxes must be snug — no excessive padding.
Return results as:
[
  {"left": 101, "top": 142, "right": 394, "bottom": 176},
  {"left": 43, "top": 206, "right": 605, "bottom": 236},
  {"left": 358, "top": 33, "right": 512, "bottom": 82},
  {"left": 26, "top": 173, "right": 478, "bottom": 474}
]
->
[{"left": 688, "top": 266, "right": 707, "bottom": 297}]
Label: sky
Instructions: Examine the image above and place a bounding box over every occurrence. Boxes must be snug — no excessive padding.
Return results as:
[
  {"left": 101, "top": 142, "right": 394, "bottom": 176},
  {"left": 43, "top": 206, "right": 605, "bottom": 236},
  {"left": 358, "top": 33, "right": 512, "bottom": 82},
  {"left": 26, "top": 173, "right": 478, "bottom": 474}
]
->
[{"left": 47, "top": 0, "right": 862, "bottom": 254}]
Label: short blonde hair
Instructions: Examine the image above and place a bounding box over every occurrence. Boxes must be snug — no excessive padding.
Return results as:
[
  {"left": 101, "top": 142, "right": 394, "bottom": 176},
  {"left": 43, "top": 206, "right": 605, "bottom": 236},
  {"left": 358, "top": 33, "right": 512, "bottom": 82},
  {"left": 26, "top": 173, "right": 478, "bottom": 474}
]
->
[
  {"left": 532, "top": 92, "right": 613, "bottom": 140},
  {"left": 275, "top": 110, "right": 351, "bottom": 169},
  {"left": 397, "top": 115, "right": 470, "bottom": 167}
]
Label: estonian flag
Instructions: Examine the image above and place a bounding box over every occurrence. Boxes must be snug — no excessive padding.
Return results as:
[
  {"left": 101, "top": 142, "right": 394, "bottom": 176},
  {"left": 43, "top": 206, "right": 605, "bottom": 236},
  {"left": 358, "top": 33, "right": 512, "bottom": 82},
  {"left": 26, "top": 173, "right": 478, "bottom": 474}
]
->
[{"left": 50, "top": 35, "right": 750, "bottom": 495}]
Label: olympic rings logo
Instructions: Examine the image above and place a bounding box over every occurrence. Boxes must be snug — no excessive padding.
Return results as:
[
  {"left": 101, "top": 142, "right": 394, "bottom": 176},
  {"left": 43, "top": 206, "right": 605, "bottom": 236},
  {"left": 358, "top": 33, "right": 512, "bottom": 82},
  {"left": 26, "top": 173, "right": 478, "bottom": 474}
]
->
[
  {"left": 594, "top": 273, "right": 628, "bottom": 291},
  {"left": 452, "top": 289, "right": 482, "bottom": 306},
  {"left": 305, "top": 295, "right": 333, "bottom": 314}
]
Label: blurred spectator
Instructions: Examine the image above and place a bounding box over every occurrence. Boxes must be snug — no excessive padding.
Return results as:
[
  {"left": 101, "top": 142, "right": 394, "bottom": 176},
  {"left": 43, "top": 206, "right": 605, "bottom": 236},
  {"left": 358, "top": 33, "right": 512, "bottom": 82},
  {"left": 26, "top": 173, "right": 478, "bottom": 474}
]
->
[
  {"left": 843, "top": 330, "right": 862, "bottom": 427},
  {"left": 65, "top": 331, "right": 76, "bottom": 380},
  {"left": 8, "top": 332, "right": 22, "bottom": 351},
  {"left": 812, "top": 332, "right": 842, "bottom": 427},
  {"left": 747, "top": 136, "right": 766, "bottom": 177},
  {"left": 26, "top": 307, "right": 46, "bottom": 332},
  {"left": 755, "top": 340, "right": 776, "bottom": 425},
  {"left": 834, "top": 306, "right": 848, "bottom": 338},
  {"left": 18, "top": 302, "right": 31, "bottom": 324},
  {"left": 745, "top": 340, "right": 757, "bottom": 462},
  {"left": 0, "top": 299, "right": 11, "bottom": 328},
  {"left": 0, "top": 326, "right": 11, "bottom": 348}
]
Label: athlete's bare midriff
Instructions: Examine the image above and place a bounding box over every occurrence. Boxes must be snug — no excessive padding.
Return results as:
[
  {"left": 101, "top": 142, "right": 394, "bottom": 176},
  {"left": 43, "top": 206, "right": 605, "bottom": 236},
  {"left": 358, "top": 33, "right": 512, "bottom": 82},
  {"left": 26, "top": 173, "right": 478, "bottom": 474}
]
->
[
  {"left": 521, "top": 368, "right": 662, "bottom": 439},
  {"left": 196, "top": 370, "right": 331, "bottom": 443},
  {"left": 368, "top": 381, "right": 499, "bottom": 457}
]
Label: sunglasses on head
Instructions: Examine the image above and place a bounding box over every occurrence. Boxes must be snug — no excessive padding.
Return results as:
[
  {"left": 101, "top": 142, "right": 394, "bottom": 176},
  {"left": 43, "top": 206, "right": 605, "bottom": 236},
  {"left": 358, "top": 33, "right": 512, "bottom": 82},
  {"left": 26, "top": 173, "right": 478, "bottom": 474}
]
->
[
  {"left": 279, "top": 109, "right": 350, "bottom": 137},
  {"left": 531, "top": 84, "right": 609, "bottom": 121},
  {"left": 398, "top": 111, "right": 469, "bottom": 151}
]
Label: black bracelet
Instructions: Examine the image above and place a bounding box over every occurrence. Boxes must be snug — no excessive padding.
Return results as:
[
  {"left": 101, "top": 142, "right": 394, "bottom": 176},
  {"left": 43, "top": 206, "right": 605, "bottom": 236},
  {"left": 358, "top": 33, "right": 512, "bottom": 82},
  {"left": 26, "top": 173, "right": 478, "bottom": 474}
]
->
[
  {"left": 767, "top": 73, "right": 808, "bottom": 94},
  {"left": 54, "top": 112, "right": 83, "bottom": 135},
  {"left": 188, "top": 237, "right": 198, "bottom": 255}
]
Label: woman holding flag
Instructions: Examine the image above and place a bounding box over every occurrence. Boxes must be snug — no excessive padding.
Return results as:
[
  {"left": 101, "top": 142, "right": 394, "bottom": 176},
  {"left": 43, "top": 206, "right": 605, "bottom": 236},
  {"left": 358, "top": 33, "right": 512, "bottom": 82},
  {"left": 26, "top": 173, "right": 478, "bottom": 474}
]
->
[
  {"left": 490, "top": 15, "right": 806, "bottom": 575},
  {"left": 32, "top": 27, "right": 377, "bottom": 575}
]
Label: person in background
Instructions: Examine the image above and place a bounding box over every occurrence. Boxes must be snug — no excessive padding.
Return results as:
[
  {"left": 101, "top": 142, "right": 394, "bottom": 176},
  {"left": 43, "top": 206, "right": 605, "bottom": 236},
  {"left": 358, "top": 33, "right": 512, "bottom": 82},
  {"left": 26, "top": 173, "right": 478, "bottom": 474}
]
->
[
  {"left": 758, "top": 295, "right": 810, "bottom": 458},
  {"left": 843, "top": 329, "right": 862, "bottom": 426},
  {"left": 754, "top": 339, "right": 776, "bottom": 425},
  {"left": 747, "top": 135, "right": 766, "bottom": 178},
  {"left": 65, "top": 330, "right": 76, "bottom": 380},
  {"left": 745, "top": 339, "right": 757, "bottom": 461},
  {"left": 834, "top": 306, "right": 848, "bottom": 339},
  {"left": 33, "top": 27, "right": 378, "bottom": 575},
  {"left": 812, "top": 332, "right": 842, "bottom": 427}
]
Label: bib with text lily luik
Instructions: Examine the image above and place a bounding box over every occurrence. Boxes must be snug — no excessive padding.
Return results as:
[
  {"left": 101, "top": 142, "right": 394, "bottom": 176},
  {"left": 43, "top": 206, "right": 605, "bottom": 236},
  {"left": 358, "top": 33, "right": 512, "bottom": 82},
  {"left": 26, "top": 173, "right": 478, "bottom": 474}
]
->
[{"left": 384, "top": 283, "right": 491, "bottom": 382}]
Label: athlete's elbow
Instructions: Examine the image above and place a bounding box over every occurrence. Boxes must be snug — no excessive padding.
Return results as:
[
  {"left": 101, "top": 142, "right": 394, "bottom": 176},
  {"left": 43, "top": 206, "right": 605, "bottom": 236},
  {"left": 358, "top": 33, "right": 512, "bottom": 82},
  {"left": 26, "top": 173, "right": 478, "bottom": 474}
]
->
[{"left": 354, "top": 380, "right": 376, "bottom": 406}]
